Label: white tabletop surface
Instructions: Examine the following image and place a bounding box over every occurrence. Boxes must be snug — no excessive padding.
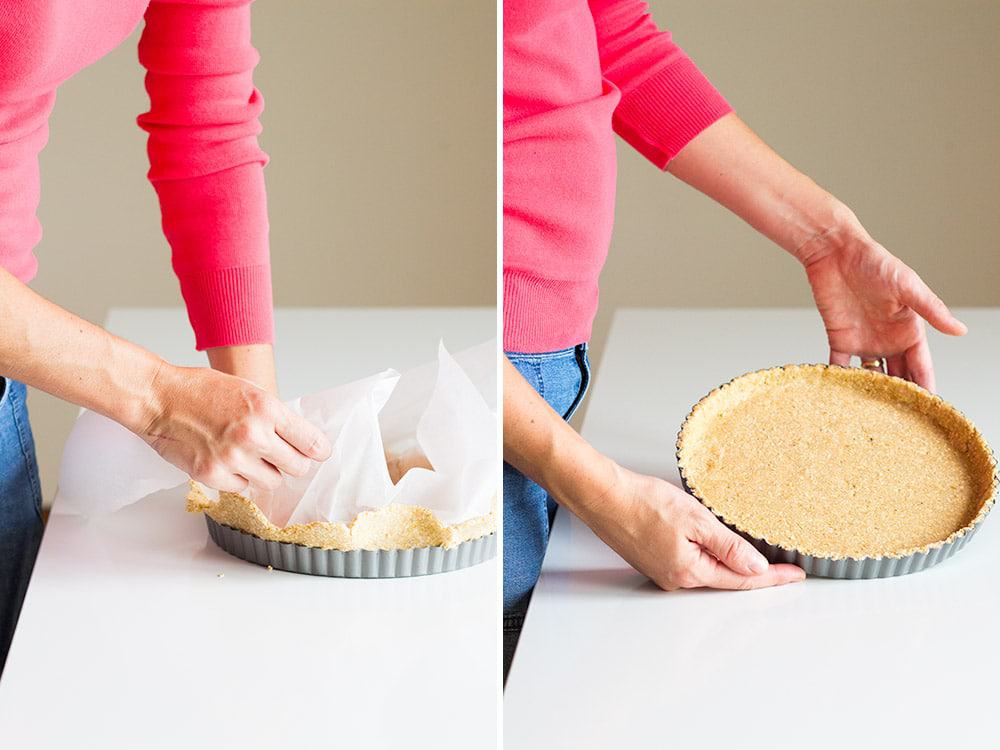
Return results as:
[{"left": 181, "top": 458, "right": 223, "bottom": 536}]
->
[
  {"left": 505, "top": 308, "right": 1000, "bottom": 749},
  {"left": 0, "top": 308, "right": 498, "bottom": 747}
]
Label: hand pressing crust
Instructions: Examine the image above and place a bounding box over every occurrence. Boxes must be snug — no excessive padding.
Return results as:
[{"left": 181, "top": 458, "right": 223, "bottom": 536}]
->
[{"left": 136, "top": 362, "right": 332, "bottom": 494}]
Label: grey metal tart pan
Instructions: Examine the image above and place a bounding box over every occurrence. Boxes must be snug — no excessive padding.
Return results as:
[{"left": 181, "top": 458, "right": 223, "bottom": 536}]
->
[
  {"left": 679, "top": 474, "right": 988, "bottom": 579},
  {"left": 676, "top": 364, "right": 998, "bottom": 580},
  {"left": 205, "top": 516, "right": 496, "bottom": 578}
]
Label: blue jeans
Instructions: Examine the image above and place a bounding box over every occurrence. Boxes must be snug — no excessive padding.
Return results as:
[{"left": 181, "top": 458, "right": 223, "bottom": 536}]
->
[
  {"left": 503, "top": 344, "right": 590, "bottom": 678},
  {"left": 0, "top": 378, "right": 44, "bottom": 674}
]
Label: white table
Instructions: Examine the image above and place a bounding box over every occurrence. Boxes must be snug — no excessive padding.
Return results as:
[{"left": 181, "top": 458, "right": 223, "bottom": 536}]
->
[
  {"left": 505, "top": 308, "right": 1000, "bottom": 749},
  {"left": 0, "top": 308, "right": 498, "bottom": 748}
]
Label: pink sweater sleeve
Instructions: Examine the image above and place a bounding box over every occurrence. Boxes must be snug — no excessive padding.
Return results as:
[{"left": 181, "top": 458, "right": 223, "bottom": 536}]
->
[
  {"left": 137, "top": 0, "right": 273, "bottom": 351},
  {"left": 589, "top": 0, "right": 733, "bottom": 169}
]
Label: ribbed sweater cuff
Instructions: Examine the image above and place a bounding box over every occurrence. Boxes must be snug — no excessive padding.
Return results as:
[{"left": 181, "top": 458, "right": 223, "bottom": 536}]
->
[
  {"left": 176, "top": 264, "right": 275, "bottom": 350},
  {"left": 613, "top": 55, "right": 733, "bottom": 169},
  {"left": 503, "top": 270, "right": 597, "bottom": 353}
]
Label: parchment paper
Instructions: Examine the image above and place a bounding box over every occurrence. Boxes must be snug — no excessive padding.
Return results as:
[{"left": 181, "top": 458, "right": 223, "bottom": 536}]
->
[{"left": 58, "top": 341, "right": 496, "bottom": 526}]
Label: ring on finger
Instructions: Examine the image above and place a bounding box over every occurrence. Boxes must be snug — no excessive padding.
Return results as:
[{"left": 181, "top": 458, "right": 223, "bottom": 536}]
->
[{"left": 860, "top": 357, "right": 886, "bottom": 373}]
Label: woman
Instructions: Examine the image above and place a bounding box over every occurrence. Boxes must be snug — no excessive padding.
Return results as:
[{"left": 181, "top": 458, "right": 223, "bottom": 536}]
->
[
  {"left": 503, "top": 0, "right": 967, "bottom": 670},
  {"left": 0, "top": 1, "right": 330, "bottom": 669}
]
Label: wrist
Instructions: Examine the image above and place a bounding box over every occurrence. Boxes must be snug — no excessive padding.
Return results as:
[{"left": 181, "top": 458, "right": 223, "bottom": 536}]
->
[
  {"left": 542, "top": 439, "right": 624, "bottom": 521},
  {"left": 791, "top": 198, "right": 867, "bottom": 266},
  {"left": 115, "top": 351, "right": 172, "bottom": 436},
  {"left": 207, "top": 344, "right": 278, "bottom": 395}
]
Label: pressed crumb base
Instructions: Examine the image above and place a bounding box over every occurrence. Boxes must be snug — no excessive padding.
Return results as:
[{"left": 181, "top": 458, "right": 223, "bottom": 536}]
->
[
  {"left": 677, "top": 365, "right": 996, "bottom": 560},
  {"left": 186, "top": 482, "right": 496, "bottom": 552}
]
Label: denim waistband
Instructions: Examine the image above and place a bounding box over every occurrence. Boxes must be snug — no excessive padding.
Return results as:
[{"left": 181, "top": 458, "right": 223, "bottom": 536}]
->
[{"left": 505, "top": 343, "right": 588, "bottom": 363}]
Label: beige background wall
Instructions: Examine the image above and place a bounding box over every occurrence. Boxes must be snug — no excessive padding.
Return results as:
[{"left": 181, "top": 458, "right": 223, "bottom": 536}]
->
[
  {"left": 595, "top": 0, "right": 999, "bottom": 369},
  {"left": 30, "top": 1, "right": 495, "bottom": 502}
]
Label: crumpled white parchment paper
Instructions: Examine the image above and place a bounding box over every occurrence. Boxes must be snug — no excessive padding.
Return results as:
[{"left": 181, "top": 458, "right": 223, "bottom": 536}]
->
[{"left": 57, "top": 340, "right": 496, "bottom": 526}]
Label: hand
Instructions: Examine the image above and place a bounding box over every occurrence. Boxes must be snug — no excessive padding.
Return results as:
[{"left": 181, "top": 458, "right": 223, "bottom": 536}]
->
[
  {"left": 801, "top": 227, "right": 967, "bottom": 392},
  {"left": 136, "top": 362, "right": 332, "bottom": 493},
  {"left": 579, "top": 465, "right": 805, "bottom": 591},
  {"left": 663, "top": 115, "right": 967, "bottom": 393}
]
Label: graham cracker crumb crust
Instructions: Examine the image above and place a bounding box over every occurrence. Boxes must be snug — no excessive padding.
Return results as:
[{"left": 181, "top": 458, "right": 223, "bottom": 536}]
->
[
  {"left": 186, "top": 483, "right": 496, "bottom": 552},
  {"left": 677, "top": 365, "right": 997, "bottom": 560}
]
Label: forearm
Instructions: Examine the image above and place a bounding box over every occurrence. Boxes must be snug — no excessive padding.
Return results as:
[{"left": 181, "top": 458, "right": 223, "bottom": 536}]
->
[
  {"left": 666, "top": 113, "right": 866, "bottom": 263},
  {"left": 503, "top": 358, "right": 622, "bottom": 523},
  {"left": 0, "top": 268, "right": 161, "bottom": 431},
  {"left": 140, "top": 0, "right": 273, "bottom": 353},
  {"left": 207, "top": 344, "right": 277, "bottom": 395}
]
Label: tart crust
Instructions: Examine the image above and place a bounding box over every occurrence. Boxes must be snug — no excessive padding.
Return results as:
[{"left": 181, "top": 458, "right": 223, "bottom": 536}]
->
[
  {"left": 676, "top": 365, "right": 997, "bottom": 560},
  {"left": 186, "top": 482, "right": 496, "bottom": 551}
]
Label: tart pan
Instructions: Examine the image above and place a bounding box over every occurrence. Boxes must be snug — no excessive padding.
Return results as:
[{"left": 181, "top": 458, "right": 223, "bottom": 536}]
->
[
  {"left": 678, "top": 473, "right": 988, "bottom": 578},
  {"left": 206, "top": 516, "right": 496, "bottom": 578},
  {"left": 676, "top": 365, "right": 998, "bottom": 580}
]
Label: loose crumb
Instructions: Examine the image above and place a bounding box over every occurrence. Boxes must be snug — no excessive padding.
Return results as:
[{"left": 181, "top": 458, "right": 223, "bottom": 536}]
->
[
  {"left": 266, "top": 565, "right": 273, "bottom": 571},
  {"left": 217, "top": 572, "right": 225, "bottom": 579}
]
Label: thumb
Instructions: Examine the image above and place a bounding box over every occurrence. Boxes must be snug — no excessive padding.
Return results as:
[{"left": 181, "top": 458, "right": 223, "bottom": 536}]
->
[{"left": 691, "top": 513, "right": 769, "bottom": 576}]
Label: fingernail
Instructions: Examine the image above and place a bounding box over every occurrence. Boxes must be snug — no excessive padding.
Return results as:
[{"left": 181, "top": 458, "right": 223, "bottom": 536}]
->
[
  {"left": 748, "top": 554, "right": 768, "bottom": 575},
  {"left": 313, "top": 435, "right": 332, "bottom": 459}
]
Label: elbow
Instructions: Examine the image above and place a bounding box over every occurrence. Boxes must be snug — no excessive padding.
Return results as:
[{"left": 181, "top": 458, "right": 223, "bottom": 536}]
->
[{"left": 138, "top": 81, "right": 267, "bottom": 182}]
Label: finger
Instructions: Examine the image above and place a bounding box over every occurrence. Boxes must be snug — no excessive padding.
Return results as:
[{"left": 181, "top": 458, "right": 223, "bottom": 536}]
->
[
  {"left": 904, "top": 335, "right": 936, "bottom": 393},
  {"left": 695, "top": 554, "right": 806, "bottom": 590},
  {"left": 829, "top": 350, "right": 851, "bottom": 368},
  {"left": 899, "top": 272, "right": 967, "bottom": 336},
  {"left": 237, "top": 458, "right": 284, "bottom": 492},
  {"left": 263, "top": 436, "right": 314, "bottom": 478},
  {"left": 201, "top": 470, "right": 248, "bottom": 495},
  {"left": 886, "top": 354, "right": 907, "bottom": 380},
  {"left": 690, "top": 512, "right": 769, "bottom": 576},
  {"left": 275, "top": 409, "right": 332, "bottom": 462}
]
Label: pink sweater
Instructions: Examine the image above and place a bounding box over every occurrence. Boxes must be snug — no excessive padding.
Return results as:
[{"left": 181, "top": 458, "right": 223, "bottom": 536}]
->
[
  {"left": 0, "top": 0, "right": 272, "bottom": 350},
  {"left": 503, "top": 0, "right": 732, "bottom": 352}
]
